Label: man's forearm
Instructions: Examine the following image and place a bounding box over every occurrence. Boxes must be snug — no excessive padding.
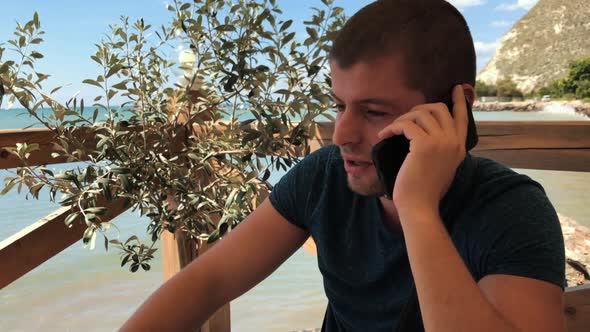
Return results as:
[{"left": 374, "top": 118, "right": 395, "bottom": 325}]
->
[
  {"left": 119, "top": 260, "right": 221, "bottom": 332},
  {"left": 398, "top": 207, "right": 520, "bottom": 332}
]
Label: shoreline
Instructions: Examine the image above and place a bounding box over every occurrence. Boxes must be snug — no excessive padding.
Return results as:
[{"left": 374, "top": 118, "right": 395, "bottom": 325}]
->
[{"left": 474, "top": 100, "right": 590, "bottom": 119}]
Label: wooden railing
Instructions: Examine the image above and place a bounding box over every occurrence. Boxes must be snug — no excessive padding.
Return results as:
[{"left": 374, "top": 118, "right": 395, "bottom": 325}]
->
[{"left": 1, "top": 121, "right": 589, "bottom": 331}]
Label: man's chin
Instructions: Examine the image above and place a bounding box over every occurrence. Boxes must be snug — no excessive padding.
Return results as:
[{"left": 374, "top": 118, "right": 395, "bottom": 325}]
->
[{"left": 347, "top": 176, "right": 385, "bottom": 197}]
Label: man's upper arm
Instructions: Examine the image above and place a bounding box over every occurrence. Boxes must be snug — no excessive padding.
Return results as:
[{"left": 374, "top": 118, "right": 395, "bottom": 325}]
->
[
  {"left": 478, "top": 274, "right": 565, "bottom": 332},
  {"left": 198, "top": 197, "right": 310, "bottom": 306},
  {"left": 468, "top": 169, "right": 566, "bottom": 331}
]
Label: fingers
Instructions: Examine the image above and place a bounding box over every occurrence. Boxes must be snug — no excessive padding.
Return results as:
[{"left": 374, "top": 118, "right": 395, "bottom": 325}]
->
[
  {"left": 412, "top": 110, "right": 441, "bottom": 135},
  {"left": 378, "top": 119, "right": 427, "bottom": 141},
  {"left": 427, "top": 104, "right": 455, "bottom": 133},
  {"left": 378, "top": 103, "right": 453, "bottom": 140},
  {"left": 378, "top": 85, "right": 469, "bottom": 145}
]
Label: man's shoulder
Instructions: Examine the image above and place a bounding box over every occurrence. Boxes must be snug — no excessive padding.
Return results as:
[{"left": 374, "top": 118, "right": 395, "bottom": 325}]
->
[
  {"left": 268, "top": 144, "right": 346, "bottom": 229},
  {"left": 302, "top": 144, "right": 341, "bottom": 163},
  {"left": 473, "top": 156, "right": 519, "bottom": 181},
  {"left": 459, "top": 155, "right": 558, "bottom": 235},
  {"left": 295, "top": 144, "right": 342, "bottom": 178},
  {"left": 471, "top": 156, "right": 544, "bottom": 204},
  {"left": 465, "top": 156, "right": 559, "bottom": 235},
  {"left": 460, "top": 158, "right": 565, "bottom": 289},
  {"left": 271, "top": 144, "right": 343, "bottom": 204}
]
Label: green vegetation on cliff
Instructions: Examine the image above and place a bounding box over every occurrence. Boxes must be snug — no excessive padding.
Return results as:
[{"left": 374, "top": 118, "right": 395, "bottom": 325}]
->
[{"left": 538, "top": 57, "right": 590, "bottom": 99}]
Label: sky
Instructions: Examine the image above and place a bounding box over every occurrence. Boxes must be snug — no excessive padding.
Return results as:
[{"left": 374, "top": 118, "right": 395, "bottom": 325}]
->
[{"left": 0, "top": 0, "right": 539, "bottom": 106}]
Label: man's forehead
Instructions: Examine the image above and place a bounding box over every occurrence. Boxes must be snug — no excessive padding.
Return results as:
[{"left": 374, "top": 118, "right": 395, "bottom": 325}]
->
[
  {"left": 329, "top": 53, "right": 407, "bottom": 73},
  {"left": 330, "top": 56, "right": 409, "bottom": 88},
  {"left": 328, "top": 53, "right": 428, "bottom": 108}
]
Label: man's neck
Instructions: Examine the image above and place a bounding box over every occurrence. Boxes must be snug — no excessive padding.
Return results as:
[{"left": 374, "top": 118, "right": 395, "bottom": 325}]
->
[{"left": 378, "top": 196, "right": 403, "bottom": 233}]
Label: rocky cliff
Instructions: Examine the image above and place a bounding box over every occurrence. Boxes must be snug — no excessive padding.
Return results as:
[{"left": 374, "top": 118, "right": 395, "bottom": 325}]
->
[{"left": 477, "top": 0, "right": 590, "bottom": 93}]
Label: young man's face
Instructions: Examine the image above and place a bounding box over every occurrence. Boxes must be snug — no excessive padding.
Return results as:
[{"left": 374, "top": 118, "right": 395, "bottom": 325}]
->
[{"left": 330, "top": 55, "right": 426, "bottom": 196}]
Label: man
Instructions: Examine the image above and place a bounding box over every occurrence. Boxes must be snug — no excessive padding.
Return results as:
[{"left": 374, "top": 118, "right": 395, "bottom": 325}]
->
[{"left": 121, "top": 1, "right": 566, "bottom": 331}]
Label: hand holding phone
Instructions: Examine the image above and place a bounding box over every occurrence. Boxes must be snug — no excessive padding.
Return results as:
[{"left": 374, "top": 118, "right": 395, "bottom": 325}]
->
[{"left": 371, "top": 91, "right": 478, "bottom": 200}]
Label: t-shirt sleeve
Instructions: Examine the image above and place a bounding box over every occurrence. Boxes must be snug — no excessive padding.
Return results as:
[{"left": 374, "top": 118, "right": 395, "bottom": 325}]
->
[
  {"left": 477, "top": 183, "right": 566, "bottom": 289},
  {"left": 268, "top": 146, "right": 329, "bottom": 230}
]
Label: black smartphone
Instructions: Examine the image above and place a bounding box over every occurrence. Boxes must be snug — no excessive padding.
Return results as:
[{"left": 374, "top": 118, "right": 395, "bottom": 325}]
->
[
  {"left": 0, "top": 83, "right": 4, "bottom": 107},
  {"left": 371, "top": 94, "right": 478, "bottom": 199}
]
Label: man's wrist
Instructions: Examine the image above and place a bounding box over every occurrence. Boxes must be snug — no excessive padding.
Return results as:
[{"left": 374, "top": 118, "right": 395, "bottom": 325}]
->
[{"left": 396, "top": 202, "right": 440, "bottom": 228}]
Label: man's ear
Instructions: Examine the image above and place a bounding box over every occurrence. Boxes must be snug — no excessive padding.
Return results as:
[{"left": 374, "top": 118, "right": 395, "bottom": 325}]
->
[{"left": 461, "top": 83, "right": 476, "bottom": 107}]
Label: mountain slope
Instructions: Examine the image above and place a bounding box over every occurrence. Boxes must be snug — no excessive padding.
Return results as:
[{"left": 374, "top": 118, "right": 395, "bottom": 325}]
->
[{"left": 477, "top": 0, "right": 590, "bottom": 93}]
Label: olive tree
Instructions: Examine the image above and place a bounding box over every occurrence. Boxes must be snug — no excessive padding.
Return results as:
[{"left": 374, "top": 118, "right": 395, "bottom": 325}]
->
[{"left": 0, "top": 0, "right": 344, "bottom": 272}]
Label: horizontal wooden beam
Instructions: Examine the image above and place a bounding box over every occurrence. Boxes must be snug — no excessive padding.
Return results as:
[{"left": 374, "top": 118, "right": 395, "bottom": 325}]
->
[
  {"left": 0, "top": 197, "right": 129, "bottom": 289},
  {"left": 473, "top": 121, "right": 590, "bottom": 172},
  {"left": 472, "top": 149, "right": 589, "bottom": 172},
  {"left": 565, "top": 284, "right": 590, "bottom": 332},
  {"left": 1, "top": 121, "right": 589, "bottom": 172},
  {"left": 0, "top": 124, "right": 197, "bottom": 169},
  {"left": 309, "top": 121, "right": 590, "bottom": 172},
  {"left": 0, "top": 127, "right": 96, "bottom": 169}
]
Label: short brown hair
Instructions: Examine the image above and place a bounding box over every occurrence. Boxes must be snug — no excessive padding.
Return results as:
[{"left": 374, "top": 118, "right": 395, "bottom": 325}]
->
[{"left": 330, "top": 0, "right": 476, "bottom": 102}]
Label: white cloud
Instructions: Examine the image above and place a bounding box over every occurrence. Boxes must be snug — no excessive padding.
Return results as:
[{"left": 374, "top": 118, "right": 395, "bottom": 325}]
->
[
  {"left": 447, "top": 0, "right": 486, "bottom": 8},
  {"left": 490, "top": 20, "right": 510, "bottom": 28},
  {"left": 496, "top": 0, "right": 539, "bottom": 11},
  {"left": 474, "top": 40, "right": 501, "bottom": 71},
  {"left": 474, "top": 40, "right": 500, "bottom": 54}
]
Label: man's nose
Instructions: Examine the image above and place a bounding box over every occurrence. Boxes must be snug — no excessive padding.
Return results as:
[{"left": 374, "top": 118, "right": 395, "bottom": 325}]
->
[{"left": 332, "top": 108, "right": 362, "bottom": 147}]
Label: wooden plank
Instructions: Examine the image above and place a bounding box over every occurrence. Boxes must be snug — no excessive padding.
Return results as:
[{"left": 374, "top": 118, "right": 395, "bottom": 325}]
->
[
  {"left": 161, "top": 203, "right": 231, "bottom": 332},
  {"left": 3, "top": 121, "right": 589, "bottom": 171},
  {"left": 471, "top": 149, "right": 589, "bottom": 172},
  {"left": 161, "top": 230, "right": 183, "bottom": 282},
  {"left": 198, "top": 241, "right": 231, "bottom": 332},
  {"left": 0, "top": 127, "right": 96, "bottom": 169},
  {"left": 162, "top": 229, "right": 201, "bottom": 282},
  {"left": 0, "top": 197, "right": 129, "bottom": 289},
  {"left": 162, "top": 109, "right": 231, "bottom": 332},
  {"left": 472, "top": 121, "right": 590, "bottom": 172},
  {"left": 475, "top": 121, "right": 589, "bottom": 149},
  {"left": 0, "top": 123, "right": 212, "bottom": 169},
  {"left": 0, "top": 128, "right": 62, "bottom": 169},
  {"left": 308, "top": 121, "right": 590, "bottom": 172},
  {"left": 201, "top": 304, "right": 231, "bottom": 332},
  {"left": 564, "top": 284, "right": 590, "bottom": 332}
]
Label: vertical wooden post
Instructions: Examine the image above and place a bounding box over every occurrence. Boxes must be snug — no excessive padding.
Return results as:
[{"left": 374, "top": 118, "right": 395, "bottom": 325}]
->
[
  {"left": 196, "top": 241, "right": 231, "bottom": 332},
  {"left": 162, "top": 231, "right": 231, "bottom": 332},
  {"left": 564, "top": 284, "right": 590, "bottom": 332},
  {"left": 161, "top": 89, "right": 230, "bottom": 332}
]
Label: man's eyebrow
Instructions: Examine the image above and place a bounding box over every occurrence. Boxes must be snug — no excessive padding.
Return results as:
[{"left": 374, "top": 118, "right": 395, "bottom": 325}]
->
[{"left": 357, "top": 98, "right": 399, "bottom": 107}]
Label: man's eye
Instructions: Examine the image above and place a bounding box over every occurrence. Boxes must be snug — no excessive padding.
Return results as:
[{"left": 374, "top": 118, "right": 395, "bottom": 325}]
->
[
  {"left": 334, "top": 104, "right": 345, "bottom": 112},
  {"left": 366, "top": 110, "right": 387, "bottom": 117}
]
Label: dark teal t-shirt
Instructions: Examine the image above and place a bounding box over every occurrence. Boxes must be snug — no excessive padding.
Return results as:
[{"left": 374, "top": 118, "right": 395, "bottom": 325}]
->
[{"left": 269, "top": 144, "right": 565, "bottom": 332}]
